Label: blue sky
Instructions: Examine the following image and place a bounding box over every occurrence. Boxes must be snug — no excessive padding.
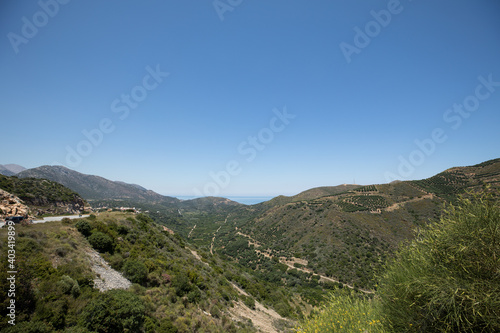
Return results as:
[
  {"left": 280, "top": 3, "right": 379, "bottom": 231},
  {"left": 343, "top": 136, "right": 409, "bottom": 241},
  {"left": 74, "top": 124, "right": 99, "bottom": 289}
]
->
[{"left": 1, "top": 0, "right": 499, "bottom": 197}]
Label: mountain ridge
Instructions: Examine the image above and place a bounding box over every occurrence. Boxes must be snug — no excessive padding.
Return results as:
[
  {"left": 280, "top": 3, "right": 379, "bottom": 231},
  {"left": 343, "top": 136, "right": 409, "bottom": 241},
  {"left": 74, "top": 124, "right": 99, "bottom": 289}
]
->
[
  {"left": 181, "top": 158, "right": 500, "bottom": 291},
  {"left": 0, "top": 164, "right": 26, "bottom": 176},
  {"left": 17, "top": 165, "right": 180, "bottom": 204}
]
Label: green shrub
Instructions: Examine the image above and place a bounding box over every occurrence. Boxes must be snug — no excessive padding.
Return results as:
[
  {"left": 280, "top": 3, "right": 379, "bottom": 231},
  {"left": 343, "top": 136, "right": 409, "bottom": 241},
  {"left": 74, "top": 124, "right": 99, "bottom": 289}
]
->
[
  {"left": 243, "top": 295, "right": 255, "bottom": 310},
  {"left": 75, "top": 220, "right": 92, "bottom": 237},
  {"left": 1, "top": 320, "right": 53, "bottom": 332},
  {"left": 379, "top": 190, "right": 500, "bottom": 332},
  {"left": 172, "top": 274, "right": 193, "bottom": 297},
  {"left": 158, "top": 318, "right": 178, "bottom": 333},
  {"left": 80, "top": 289, "right": 145, "bottom": 332},
  {"left": 88, "top": 232, "right": 113, "bottom": 253},
  {"left": 57, "top": 275, "right": 80, "bottom": 297},
  {"left": 296, "top": 290, "right": 385, "bottom": 333},
  {"left": 122, "top": 259, "right": 148, "bottom": 284}
]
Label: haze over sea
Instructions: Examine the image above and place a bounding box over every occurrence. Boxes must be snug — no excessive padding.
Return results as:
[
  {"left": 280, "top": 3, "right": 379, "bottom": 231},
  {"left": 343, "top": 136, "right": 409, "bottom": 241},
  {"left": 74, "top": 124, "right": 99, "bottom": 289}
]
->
[{"left": 176, "top": 196, "right": 274, "bottom": 205}]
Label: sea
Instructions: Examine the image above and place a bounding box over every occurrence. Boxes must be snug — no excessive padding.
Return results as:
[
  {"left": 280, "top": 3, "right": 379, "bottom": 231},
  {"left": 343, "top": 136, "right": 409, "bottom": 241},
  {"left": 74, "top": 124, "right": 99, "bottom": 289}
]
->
[{"left": 175, "top": 196, "right": 274, "bottom": 205}]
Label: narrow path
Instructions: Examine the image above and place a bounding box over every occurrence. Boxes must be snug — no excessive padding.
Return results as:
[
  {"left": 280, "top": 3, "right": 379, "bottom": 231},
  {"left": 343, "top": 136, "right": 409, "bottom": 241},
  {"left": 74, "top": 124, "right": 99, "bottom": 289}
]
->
[
  {"left": 384, "top": 193, "right": 434, "bottom": 212},
  {"left": 210, "top": 215, "right": 228, "bottom": 255},
  {"left": 235, "top": 228, "right": 373, "bottom": 294},
  {"left": 188, "top": 224, "right": 196, "bottom": 238},
  {"left": 280, "top": 259, "right": 373, "bottom": 294},
  {"left": 32, "top": 214, "right": 90, "bottom": 224}
]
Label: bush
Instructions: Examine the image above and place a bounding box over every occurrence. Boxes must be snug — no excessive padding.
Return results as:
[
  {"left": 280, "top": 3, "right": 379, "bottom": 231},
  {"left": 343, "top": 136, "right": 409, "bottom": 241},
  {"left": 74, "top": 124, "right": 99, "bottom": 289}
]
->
[
  {"left": 75, "top": 220, "right": 92, "bottom": 237},
  {"left": 1, "top": 320, "right": 53, "bottom": 332},
  {"left": 243, "top": 295, "right": 255, "bottom": 310},
  {"left": 296, "top": 290, "right": 384, "bottom": 333},
  {"left": 172, "top": 274, "right": 193, "bottom": 297},
  {"left": 379, "top": 190, "right": 500, "bottom": 332},
  {"left": 158, "top": 318, "right": 178, "bottom": 333},
  {"left": 57, "top": 275, "right": 80, "bottom": 297},
  {"left": 122, "top": 259, "right": 148, "bottom": 285},
  {"left": 88, "top": 232, "right": 113, "bottom": 253},
  {"left": 80, "top": 289, "right": 145, "bottom": 332}
]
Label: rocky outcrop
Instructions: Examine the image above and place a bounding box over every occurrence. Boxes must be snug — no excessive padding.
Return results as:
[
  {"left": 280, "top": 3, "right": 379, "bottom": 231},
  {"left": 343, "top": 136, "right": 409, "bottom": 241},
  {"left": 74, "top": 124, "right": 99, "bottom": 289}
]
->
[
  {"left": 28, "top": 196, "right": 89, "bottom": 217},
  {"left": 0, "top": 174, "right": 91, "bottom": 217},
  {"left": 0, "top": 189, "right": 29, "bottom": 218}
]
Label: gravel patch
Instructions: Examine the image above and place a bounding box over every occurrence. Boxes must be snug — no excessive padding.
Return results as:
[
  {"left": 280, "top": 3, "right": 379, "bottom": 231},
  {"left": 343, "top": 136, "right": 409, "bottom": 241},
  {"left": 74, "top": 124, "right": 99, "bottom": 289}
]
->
[{"left": 86, "top": 248, "right": 132, "bottom": 292}]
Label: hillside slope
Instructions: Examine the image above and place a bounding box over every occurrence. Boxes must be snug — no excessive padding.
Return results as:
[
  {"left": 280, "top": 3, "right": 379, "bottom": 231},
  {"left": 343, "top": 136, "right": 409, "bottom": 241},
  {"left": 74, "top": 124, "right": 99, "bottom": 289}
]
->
[
  {"left": 0, "top": 174, "right": 88, "bottom": 217},
  {"left": 0, "top": 212, "right": 298, "bottom": 332},
  {"left": 18, "top": 165, "right": 179, "bottom": 204},
  {"left": 186, "top": 158, "right": 500, "bottom": 291},
  {"left": 0, "top": 164, "right": 26, "bottom": 176}
]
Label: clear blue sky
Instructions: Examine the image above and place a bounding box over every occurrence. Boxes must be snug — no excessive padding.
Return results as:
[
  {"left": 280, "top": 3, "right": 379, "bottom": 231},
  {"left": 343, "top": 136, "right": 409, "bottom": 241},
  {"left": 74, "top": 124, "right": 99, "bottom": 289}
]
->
[{"left": 1, "top": 0, "right": 499, "bottom": 197}]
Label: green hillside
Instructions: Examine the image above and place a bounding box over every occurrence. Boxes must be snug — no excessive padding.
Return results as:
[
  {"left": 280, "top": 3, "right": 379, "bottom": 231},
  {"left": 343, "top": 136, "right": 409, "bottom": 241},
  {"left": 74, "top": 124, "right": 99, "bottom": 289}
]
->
[
  {"left": 1, "top": 158, "right": 498, "bottom": 332},
  {"left": 0, "top": 174, "right": 88, "bottom": 216},
  {"left": 297, "top": 189, "right": 500, "bottom": 333},
  {"left": 0, "top": 212, "right": 301, "bottom": 332},
  {"left": 168, "top": 158, "right": 500, "bottom": 293}
]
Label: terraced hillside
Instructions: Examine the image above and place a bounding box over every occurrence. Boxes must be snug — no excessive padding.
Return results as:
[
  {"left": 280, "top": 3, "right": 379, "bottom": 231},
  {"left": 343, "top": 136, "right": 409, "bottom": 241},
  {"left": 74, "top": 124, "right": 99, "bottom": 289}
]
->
[{"left": 179, "top": 159, "right": 500, "bottom": 292}]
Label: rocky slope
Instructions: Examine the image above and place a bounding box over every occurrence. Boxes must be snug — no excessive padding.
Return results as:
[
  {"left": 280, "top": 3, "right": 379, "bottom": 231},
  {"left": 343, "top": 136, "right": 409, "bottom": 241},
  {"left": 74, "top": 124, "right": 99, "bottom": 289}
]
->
[
  {"left": 18, "top": 165, "right": 179, "bottom": 204},
  {"left": 0, "top": 189, "right": 30, "bottom": 217},
  {"left": 0, "top": 174, "right": 89, "bottom": 217}
]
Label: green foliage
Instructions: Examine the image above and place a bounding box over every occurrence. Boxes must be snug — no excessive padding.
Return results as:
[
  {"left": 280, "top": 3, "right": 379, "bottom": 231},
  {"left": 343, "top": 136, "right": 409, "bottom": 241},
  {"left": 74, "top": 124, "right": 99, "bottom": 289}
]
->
[
  {"left": 379, "top": 190, "right": 500, "bottom": 332},
  {"left": 297, "top": 290, "right": 385, "bottom": 333},
  {"left": 87, "top": 231, "right": 113, "bottom": 253},
  {"left": 0, "top": 174, "right": 86, "bottom": 206},
  {"left": 337, "top": 200, "right": 369, "bottom": 212},
  {"left": 80, "top": 289, "right": 145, "bottom": 333},
  {"left": 158, "top": 318, "right": 178, "bottom": 333},
  {"left": 57, "top": 275, "right": 80, "bottom": 297},
  {"left": 354, "top": 185, "right": 377, "bottom": 192},
  {"left": 348, "top": 195, "right": 389, "bottom": 210},
  {"left": 122, "top": 259, "right": 148, "bottom": 284},
  {"left": 243, "top": 295, "right": 256, "bottom": 309},
  {"left": 1, "top": 320, "right": 54, "bottom": 333},
  {"left": 172, "top": 273, "right": 194, "bottom": 297},
  {"left": 412, "top": 171, "right": 470, "bottom": 201},
  {"left": 75, "top": 220, "right": 92, "bottom": 237}
]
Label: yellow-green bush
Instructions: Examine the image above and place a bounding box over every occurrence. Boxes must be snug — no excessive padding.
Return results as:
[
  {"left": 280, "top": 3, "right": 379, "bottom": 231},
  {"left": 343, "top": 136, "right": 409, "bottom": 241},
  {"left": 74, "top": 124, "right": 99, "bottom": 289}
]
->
[
  {"left": 296, "top": 290, "right": 385, "bottom": 333},
  {"left": 379, "top": 190, "right": 500, "bottom": 332}
]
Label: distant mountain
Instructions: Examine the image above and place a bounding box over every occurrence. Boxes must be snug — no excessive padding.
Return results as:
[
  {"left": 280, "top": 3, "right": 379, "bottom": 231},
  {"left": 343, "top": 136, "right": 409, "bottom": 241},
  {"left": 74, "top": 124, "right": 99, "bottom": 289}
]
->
[
  {"left": 0, "top": 164, "right": 26, "bottom": 176},
  {"left": 114, "top": 181, "right": 148, "bottom": 191},
  {"left": 17, "top": 165, "right": 180, "bottom": 204}
]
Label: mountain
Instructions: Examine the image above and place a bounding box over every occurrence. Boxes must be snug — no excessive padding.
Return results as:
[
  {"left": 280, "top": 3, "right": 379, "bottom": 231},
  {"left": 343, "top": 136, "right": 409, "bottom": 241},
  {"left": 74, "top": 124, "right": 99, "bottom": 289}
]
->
[
  {"left": 0, "top": 164, "right": 26, "bottom": 176},
  {"left": 0, "top": 158, "right": 498, "bottom": 332},
  {"left": 0, "top": 174, "right": 88, "bottom": 217},
  {"left": 17, "top": 165, "right": 180, "bottom": 204},
  {"left": 179, "top": 158, "right": 500, "bottom": 290}
]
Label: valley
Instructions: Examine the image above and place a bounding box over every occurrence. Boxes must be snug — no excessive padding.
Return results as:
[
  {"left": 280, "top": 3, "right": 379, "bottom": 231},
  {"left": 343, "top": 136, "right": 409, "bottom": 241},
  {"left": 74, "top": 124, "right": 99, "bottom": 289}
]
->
[{"left": 0, "top": 158, "right": 499, "bottom": 332}]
